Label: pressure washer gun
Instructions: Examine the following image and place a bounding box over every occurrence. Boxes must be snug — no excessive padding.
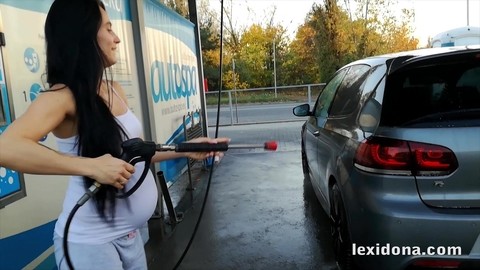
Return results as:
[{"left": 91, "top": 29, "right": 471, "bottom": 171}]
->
[
  {"left": 65, "top": 137, "right": 277, "bottom": 270},
  {"left": 76, "top": 138, "right": 156, "bottom": 205},
  {"left": 77, "top": 137, "right": 278, "bottom": 205}
]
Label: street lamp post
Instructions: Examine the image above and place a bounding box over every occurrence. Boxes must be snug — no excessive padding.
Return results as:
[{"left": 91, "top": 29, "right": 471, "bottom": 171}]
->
[
  {"left": 232, "top": 58, "right": 238, "bottom": 123},
  {"left": 273, "top": 40, "right": 277, "bottom": 98},
  {"left": 467, "top": 0, "right": 470, "bottom": 26}
]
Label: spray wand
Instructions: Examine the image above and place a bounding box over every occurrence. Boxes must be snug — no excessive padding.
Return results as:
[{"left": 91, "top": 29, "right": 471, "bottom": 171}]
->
[{"left": 63, "top": 137, "right": 277, "bottom": 269}]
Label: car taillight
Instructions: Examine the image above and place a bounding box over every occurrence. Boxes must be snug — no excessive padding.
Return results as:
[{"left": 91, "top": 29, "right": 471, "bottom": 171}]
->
[{"left": 354, "top": 137, "right": 458, "bottom": 176}]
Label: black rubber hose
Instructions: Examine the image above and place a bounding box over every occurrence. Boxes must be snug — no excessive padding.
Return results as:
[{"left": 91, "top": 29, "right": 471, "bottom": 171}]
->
[{"left": 63, "top": 203, "right": 81, "bottom": 270}]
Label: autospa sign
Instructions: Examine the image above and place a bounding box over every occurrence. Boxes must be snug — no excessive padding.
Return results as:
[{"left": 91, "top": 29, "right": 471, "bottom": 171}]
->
[
  {"left": 143, "top": 0, "right": 200, "bottom": 114},
  {"left": 150, "top": 58, "right": 198, "bottom": 109},
  {"left": 142, "top": 0, "right": 202, "bottom": 183}
]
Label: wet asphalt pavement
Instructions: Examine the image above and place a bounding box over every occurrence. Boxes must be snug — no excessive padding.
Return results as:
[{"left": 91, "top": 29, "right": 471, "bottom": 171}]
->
[{"left": 145, "top": 121, "right": 337, "bottom": 270}]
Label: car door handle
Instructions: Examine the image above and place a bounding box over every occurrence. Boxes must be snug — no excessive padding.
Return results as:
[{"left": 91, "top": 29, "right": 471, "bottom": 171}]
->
[{"left": 313, "top": 130, "right": 320, "bottom": 136}]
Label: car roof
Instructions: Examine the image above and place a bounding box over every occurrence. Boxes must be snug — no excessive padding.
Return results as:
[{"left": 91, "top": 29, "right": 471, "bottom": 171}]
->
[{"left": 345, "top": 45, "right": 480, "bottom": 67}]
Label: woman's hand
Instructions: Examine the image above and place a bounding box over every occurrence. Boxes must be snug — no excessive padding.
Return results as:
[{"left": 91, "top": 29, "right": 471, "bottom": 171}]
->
[
  {"left": 88, "top": 154, "right": 135, "bottom": 189},
  {"left": 184, "top": 137, "right": 231, "bottom": 161}
]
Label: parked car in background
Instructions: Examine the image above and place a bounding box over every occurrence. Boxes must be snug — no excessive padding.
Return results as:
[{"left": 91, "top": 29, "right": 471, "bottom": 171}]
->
[
  {"left": 293, "top": 46, "right": 480, "bottom": 270},
  {"left": 431, "top": 26, "right": 480, "bottom": 48}
]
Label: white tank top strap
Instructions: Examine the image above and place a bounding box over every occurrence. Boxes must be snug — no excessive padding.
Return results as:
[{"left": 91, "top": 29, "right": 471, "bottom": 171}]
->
[{"left": 111, "top": 87, "right": 129, "bottom": 111}]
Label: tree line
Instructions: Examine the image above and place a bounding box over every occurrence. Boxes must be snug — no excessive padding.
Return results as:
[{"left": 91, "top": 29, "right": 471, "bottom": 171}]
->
[{"left": 162, "top": 0, "right": 420, "bottom": 92}]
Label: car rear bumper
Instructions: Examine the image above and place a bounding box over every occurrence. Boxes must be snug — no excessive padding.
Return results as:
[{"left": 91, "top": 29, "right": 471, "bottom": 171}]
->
[{"left": 342, "top": 170, "right": 480, "bottom": 270}]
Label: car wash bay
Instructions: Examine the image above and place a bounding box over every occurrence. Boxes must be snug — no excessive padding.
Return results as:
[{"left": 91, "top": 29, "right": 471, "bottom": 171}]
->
[{"left": 144, "top": 121, "right": 337, "bottom": 270}]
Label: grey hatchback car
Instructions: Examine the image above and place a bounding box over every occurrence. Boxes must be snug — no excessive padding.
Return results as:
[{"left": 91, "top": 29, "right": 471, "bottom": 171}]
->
[{"left": 293, "top": 46, "right": 480, "bottom": 270}]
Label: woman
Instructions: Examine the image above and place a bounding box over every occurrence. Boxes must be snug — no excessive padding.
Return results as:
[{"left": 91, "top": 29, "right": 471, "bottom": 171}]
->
[{"left": 0, "top": 0, "right": 227, "bottom": 269}]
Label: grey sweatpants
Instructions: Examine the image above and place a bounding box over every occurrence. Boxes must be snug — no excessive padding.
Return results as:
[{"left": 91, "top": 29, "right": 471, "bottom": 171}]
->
[{"left": 53, "top": 229, "right": 147, "bottom": 270}]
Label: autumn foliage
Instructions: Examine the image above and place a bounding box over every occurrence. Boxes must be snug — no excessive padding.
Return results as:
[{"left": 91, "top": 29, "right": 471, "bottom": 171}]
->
[{"left": 196, "top": 0, "right": 419, "bottom": 90}]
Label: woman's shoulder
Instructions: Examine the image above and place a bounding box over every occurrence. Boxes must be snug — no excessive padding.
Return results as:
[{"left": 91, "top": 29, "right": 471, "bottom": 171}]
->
[{"left": 40, "top": 84, "right": 76, "bottom": 115}]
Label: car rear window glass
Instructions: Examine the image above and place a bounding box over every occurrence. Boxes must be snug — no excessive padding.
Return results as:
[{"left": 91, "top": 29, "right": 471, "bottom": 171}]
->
[
  {"left": 314, "top": 68, "right": 348, "bottom": 118},
  {"left": 381, "top": 53, "right": 480, "bottom": 127},
  {"left": 330, "top": 64, "right": 370, "bottom": 116}
]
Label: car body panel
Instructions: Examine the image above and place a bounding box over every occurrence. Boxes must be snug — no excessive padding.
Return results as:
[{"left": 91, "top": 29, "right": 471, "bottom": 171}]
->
[
  {"left": 294, "top": 46, "right": 480, "bottom": 269},
  {"left": 374, "top": 127, "right": 480, "bottom": 208},
  {"left": 345, "top": 168, "right": 480, "bottom": 269}
]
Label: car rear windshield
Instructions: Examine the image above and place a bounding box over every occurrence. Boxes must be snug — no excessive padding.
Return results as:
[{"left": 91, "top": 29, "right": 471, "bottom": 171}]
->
[{"left": 381, "top": 51, "right": 480, "bottom": 127}]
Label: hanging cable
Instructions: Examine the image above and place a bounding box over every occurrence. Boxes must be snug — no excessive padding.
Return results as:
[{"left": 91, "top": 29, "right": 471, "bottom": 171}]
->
[{"left": 172, "top": 0, "right": 225, "bottom": 268}]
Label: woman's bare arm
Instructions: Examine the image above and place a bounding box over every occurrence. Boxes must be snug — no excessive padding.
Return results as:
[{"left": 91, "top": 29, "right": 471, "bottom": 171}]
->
[
  {"left": 0, "top": 88, "right": 134, "bottom": 188},
  {"left": 0, "top": 88, "right": 88, "bottom": 174}
]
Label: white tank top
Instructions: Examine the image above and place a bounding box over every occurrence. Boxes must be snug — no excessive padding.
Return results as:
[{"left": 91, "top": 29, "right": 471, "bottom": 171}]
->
[{"left": 54, "top": 97, "right": 158, "bottom": 244}]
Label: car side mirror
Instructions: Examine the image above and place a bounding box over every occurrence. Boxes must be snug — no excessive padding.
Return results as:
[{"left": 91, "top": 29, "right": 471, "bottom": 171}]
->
[
  {"left": 358, "top": 99, "right": 381, "bottom": 133},
  {"left": 293, "top": 104, "right": 311, "bottom": 116}
]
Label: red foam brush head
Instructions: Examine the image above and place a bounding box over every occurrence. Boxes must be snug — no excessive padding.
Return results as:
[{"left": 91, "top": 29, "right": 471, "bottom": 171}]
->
[{"left": 264, "top": 141, "right": 278, "bottom": 151}]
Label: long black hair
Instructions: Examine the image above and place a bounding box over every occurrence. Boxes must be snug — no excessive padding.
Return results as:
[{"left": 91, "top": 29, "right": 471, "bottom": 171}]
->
[{"left": 45, "top": 0, "right": 126, "bottom": 220}]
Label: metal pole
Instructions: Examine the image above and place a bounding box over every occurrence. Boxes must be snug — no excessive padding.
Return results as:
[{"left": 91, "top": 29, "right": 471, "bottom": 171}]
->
[
  {"left": 156, "top": 171, "right": 183, "bottom": 225},
  {"left": 228, "top": 91, "right": 234, "bottom": 125},
  {"left": 233, "top": 59, "right": 235, "bottom": 89},
  {"left": 365, "top": 0, "right": 369, "bottom": 20},
  {"left": 467, "top": 0, "right": 470, "bottom": 26},
  {"left": 233, "top": 59, "right": 239, "bottom": 123},
  {"left": 307, "top": 85, "right": 311, "bottom": 104},
  {"left": 273, "top": 40, "right": 277, "bottom": 98},
  {"left": 188, "top": 0, "right": 208, "bottom": 137},
  {"left": 129, "top": 0, "right": 153, "bottom": 141},
  {"left": 129, "top": 0, "right": 160, "bottom": 218}
]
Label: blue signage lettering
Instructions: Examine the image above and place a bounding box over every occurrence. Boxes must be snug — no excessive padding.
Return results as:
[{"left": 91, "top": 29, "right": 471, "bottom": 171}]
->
[
  {"left": 150, "top": 59, "right": 197, "bottom": 109},
  {"left": 103, "top": 0, "right": 122, "bottom": 12}
]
